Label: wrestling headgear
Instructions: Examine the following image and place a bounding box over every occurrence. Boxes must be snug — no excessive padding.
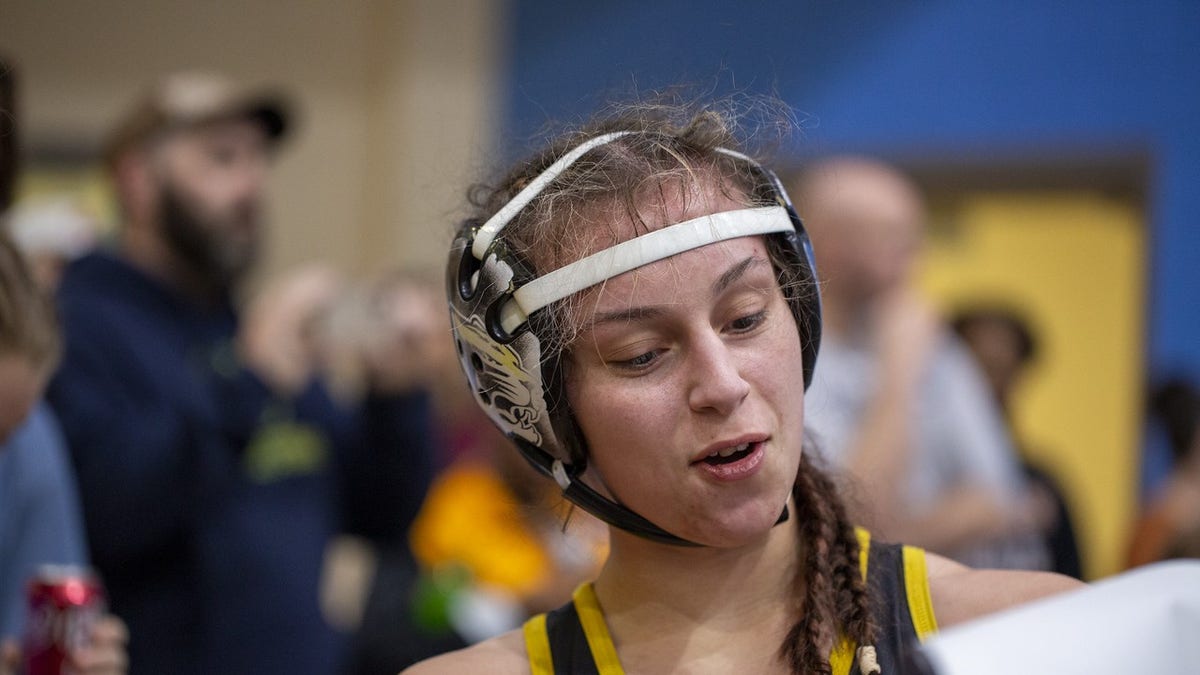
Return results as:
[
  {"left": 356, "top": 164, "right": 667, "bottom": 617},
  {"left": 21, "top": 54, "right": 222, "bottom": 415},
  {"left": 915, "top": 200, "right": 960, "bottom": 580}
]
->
[{"left": 446, "top": 131, "right": 821, "bottom": 546}]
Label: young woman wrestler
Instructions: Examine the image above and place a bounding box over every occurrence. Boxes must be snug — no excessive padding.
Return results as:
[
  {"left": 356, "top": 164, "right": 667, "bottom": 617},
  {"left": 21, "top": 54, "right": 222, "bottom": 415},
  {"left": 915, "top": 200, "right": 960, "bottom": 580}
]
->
[{"left": 406, "top": 101, "right": 1080, "bottom": 675}]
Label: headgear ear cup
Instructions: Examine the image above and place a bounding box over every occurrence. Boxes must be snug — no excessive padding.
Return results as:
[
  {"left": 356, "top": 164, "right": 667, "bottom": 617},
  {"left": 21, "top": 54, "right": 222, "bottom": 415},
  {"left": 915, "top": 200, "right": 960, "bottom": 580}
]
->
[
  {"left": 713, "top": 147, "right": 821, "bottom": 388},
  {"left": 767, "top": 180, "right": 822, "bottom": 389},
  {"left": 445, "top": 131, "right": 822, "bottom": 546}
]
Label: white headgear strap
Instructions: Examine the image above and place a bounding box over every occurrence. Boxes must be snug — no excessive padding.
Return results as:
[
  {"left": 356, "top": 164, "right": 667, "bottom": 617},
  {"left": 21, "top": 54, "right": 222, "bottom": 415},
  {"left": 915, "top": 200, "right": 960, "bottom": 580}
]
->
[
  {"left": 468, "top": 130, "right": 795, "bottom": 336},
  {"left": 497, "top": 205, "right": 793, "bottom": 335},
  {"left": 471, "top": 131, "right": 634, "bottom": 260}
]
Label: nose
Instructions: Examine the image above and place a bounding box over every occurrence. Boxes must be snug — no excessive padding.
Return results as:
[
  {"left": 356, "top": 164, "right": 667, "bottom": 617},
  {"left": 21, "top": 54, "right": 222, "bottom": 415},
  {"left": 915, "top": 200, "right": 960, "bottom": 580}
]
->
[{"left": 686, "top": 330, "right": 751, "bottom": 415}]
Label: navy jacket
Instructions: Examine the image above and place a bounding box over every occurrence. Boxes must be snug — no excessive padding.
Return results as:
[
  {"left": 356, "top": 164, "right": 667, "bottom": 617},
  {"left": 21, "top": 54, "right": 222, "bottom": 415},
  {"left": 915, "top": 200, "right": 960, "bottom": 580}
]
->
[{"left": 47, "top": 251, "right": 434, "bottom": 675}]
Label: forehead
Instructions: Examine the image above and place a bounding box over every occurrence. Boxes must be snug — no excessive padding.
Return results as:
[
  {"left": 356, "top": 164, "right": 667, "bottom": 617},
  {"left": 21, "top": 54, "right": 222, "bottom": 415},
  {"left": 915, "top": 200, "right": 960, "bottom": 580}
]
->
[
  {"left": 524, "top": 167, "right": 774, "bottom": 340},
  {"left": 558, "top": 170, "right": 750, "bottom": 260}
]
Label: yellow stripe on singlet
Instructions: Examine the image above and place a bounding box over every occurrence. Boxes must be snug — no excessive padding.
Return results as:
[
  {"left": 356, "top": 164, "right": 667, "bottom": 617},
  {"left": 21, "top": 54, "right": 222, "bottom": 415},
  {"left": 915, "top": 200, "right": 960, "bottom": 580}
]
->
[
  {"left": 573, "top": 583, "right": 626, "bottom": 675},
  {"left": 523, "top": 613, "right": 554, "bottom": 675},
  {"left": 828, "top": 528, "right": 873, "bottom": 675},
  {"left": 855, "top": 527, "right": 871, "bottom": 581},
  {"left": 524, "top": 530, "right": 930, "bottom": 675},
  {"left": 902, "top": 545, "right": 939, "bottom": 641}
]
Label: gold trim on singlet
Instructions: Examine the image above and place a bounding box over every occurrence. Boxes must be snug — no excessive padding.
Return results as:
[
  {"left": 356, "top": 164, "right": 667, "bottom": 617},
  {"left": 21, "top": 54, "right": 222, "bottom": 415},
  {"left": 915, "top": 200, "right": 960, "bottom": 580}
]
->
[
  {"left": 902, "top": 545, "right": 939, "bottom": 641},
  {"left": 521, "top": 527, "right": 937, "bottom": 674},
  {"left": 855, "top": 527, "right": 872, "bottom": 580},
  {"left": 829, "top": 635, "right": 856, "bottom": 675},
  {"left": 524, "top": 613, "right": 554, "bottom": 675},
  {"left": 572, "top": 583, "right": 625, "bottom": 674}
]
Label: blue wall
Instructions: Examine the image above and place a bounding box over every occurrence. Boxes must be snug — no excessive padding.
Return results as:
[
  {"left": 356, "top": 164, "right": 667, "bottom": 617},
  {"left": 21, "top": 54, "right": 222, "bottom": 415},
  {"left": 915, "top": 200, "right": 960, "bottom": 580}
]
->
[{"left": 503, "top": 1, "right": 1200, "bottom": 388}]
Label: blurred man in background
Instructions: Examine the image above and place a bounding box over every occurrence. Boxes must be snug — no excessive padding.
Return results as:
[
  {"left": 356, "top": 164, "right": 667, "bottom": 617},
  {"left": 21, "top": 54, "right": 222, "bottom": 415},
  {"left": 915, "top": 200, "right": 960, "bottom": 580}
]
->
[
  {"left": 793, "top": 156, "right": 1050, "bottom": 570},
  {"left": 45, "top": 71, "right": 435, "bottom": 675}
]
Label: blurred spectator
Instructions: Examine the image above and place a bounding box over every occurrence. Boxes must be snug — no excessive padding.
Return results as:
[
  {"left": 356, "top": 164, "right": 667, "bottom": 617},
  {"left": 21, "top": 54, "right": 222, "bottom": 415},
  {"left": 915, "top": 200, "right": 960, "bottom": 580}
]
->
[
  {"left": 951, "top": 305, "right": 1083, "bottom": 578},
  {"left": 407, "top": 388, "right": 607, "bottom": 612},
  {"left": 1, "top": 55, "right": 126, "bottom": 675},
  {"left": 1126, "top": 378, "right": 1200, "bottom": 567},
  {"left": 406, "top": 421, "right": 608, "bottom": 626},
  {"left": 318, "top": 270, "right": 452, "bottom": 415},
  {"left": 2, "top": 197, "right": 98, "bottom": 291},
  {"left": 336, "top": 273, "right": 606, "bottom": 674},
  {"left": 793, "top": 156, "right": 1050, "bottom": 570},
  {"left": 45, "top": 71, "right": 435, "bottom": 675}
]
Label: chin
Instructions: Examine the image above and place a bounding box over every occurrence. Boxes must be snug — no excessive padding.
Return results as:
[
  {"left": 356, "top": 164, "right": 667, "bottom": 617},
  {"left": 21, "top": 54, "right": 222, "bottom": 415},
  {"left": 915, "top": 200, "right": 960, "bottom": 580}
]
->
[{"left": 682, "top": 499, "right": 791, "bottom": 549}]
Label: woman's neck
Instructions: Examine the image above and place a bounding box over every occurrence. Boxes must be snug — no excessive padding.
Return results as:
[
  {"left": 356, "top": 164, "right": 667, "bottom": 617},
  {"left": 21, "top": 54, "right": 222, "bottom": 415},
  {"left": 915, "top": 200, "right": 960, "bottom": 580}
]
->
[{"left": 590, "top": 510, "right": 802, "bottom": 673}]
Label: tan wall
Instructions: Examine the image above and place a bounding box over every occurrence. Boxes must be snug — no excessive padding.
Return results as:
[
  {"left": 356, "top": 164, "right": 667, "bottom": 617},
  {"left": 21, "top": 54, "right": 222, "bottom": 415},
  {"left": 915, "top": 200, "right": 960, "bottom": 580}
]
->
[{"left": 1, "top": 0, "right": 505, "bottom": 283}]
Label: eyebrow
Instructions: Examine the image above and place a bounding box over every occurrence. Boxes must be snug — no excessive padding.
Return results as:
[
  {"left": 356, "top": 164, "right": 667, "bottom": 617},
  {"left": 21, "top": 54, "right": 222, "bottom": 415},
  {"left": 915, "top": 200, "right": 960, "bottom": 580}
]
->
[
  {"left": 712, "top": 255, "right": 765, "bottom": 296},
  {"left": 588, "top": 304, "right": 668, "bottom": 328},
  {"left": 585, "top": 255, "right": 767, "bottom": 328}
]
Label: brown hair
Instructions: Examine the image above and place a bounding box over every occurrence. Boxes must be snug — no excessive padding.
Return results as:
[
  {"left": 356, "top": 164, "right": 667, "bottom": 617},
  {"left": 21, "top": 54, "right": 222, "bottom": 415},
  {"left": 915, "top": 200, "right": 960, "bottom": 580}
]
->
[
  {"left": 466, "top": 96, "right": 875, "bottom": 673},
  {"left": 0, "top": 232, "right": 60, "bottom": 371}
]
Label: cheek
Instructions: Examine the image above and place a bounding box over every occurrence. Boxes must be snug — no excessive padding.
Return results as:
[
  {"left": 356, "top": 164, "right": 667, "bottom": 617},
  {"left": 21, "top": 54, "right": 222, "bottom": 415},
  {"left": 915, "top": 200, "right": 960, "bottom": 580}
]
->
[
  {"left": 759, "top": 320, "right": 808, "bottom": 427},
  {"left": 173, "top": 168, "right": 245, "bottom": 219},
  {"left": 570, "top": 376, "right": 635, "bottom": 442},
  {"left": 192, "top": 180, "right": 243, "bottom": 217},
  {"left": 567, "top": 372, "right": 675, "bottom": 471}
]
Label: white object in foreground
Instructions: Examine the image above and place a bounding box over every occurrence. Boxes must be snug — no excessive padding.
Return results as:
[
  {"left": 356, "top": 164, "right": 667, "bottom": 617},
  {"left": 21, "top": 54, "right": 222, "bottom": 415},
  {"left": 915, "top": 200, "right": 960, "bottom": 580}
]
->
[{"left": 921, "top": 560, "right": 1200, "bottom": 675}]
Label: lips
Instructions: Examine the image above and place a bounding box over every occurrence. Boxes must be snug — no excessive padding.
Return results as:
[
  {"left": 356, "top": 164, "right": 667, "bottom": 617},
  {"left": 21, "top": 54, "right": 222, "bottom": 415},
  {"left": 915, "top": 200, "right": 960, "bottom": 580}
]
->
[{"left": 690, "top": 436, "right": 768, "bottom": 481}]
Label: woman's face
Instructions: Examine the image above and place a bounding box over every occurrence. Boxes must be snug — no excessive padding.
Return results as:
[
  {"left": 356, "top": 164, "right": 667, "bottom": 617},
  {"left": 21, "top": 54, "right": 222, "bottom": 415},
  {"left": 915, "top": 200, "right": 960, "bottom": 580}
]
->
[{"left": 564, "top": 188, "right": 807, "bottom": 548}]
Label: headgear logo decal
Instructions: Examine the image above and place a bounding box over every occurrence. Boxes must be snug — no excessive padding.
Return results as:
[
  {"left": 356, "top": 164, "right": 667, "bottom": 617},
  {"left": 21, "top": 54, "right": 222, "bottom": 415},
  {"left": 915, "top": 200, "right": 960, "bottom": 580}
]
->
[{"left": 452, "top": 307, "right": 544, "bottom": 445}]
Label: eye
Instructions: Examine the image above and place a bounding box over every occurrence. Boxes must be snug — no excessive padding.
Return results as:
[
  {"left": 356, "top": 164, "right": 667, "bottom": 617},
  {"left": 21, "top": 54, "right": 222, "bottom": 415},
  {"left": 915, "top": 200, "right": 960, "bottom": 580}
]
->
[
  {"left": 613, "top": 349, "right": 661, "bottom": 370},
  {"left": 728, "top": 310, "right": 767, "bottom": 333}
]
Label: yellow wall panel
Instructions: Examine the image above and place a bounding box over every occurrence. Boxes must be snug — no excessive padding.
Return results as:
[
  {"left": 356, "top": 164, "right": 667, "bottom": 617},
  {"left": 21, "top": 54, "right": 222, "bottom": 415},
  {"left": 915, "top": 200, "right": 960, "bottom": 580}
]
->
[{"left": 917, "top": 191, "right": 1143, "bottom": 579}]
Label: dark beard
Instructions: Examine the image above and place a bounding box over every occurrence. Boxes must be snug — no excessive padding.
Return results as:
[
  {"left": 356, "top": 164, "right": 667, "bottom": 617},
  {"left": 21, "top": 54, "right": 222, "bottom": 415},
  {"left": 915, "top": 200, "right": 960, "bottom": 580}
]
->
[{"left": 158, "top": 180, "right": 259, "bottom": 290}]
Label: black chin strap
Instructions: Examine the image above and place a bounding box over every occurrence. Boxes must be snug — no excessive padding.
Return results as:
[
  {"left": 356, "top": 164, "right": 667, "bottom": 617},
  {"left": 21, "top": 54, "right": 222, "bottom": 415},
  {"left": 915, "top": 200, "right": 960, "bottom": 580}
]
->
[{"left": 514, "top": 437, "right": 789, "bottom": 547}]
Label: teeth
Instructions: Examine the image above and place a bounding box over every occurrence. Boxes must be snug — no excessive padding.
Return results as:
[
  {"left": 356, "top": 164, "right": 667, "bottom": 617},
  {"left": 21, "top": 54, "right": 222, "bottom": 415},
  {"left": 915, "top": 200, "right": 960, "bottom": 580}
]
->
[{"left": 711, "top": 442, "right": 751, "bottom": 458}]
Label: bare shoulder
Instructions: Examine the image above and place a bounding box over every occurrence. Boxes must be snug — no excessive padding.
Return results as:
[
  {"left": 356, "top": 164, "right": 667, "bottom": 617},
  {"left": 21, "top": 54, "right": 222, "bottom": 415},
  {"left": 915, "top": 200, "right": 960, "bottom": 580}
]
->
[
  {"left": 924, "top": 552, "right": 1086, "bottom": 628},
  {"left": 401, "top": 629, "right": 527, "bottom": 675}
]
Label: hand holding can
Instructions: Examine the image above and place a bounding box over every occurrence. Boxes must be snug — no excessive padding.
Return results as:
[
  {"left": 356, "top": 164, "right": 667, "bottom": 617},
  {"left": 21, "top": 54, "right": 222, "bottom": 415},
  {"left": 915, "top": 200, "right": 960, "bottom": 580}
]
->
[{"left": 23, "top": 566, "right": 119, "bottom": 675}]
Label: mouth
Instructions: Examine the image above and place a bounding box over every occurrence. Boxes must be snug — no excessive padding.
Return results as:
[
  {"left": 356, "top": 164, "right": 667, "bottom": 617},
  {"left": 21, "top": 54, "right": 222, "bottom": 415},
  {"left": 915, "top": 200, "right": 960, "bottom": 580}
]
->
[
  {"left": 690, "top": 438, "right": 768, "bottom": 481},
  {"left": 690, "top": 435, "right": 769, "bottom": 466},
  {"left": 697, "top": 442, "right": 755, "bottom": 466}
]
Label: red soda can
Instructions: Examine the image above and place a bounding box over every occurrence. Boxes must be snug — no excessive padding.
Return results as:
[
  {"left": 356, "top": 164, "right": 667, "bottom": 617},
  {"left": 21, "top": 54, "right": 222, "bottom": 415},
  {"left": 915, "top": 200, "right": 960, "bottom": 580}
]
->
[{"left": 23, "top": 565, "right": 106, "bottom": 675}]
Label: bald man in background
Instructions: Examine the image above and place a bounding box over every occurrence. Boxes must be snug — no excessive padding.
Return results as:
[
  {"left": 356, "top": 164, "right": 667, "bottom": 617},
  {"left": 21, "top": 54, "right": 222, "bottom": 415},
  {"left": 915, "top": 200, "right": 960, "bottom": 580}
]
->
[{"left": 794, "top": 157, "right": 1051, "bottom": 570}]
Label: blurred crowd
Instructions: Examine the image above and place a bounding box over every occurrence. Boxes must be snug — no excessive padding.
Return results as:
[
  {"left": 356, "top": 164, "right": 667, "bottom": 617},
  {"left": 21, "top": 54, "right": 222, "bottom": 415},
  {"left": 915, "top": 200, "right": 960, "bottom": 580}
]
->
[{"left": 1, "top": 63, "right": 1197, "bottom": 674}]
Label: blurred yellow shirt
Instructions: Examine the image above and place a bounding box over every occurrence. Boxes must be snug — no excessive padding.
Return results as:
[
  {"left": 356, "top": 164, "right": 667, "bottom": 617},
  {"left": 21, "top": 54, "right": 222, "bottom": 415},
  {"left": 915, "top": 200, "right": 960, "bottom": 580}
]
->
[{"left": 410, "top": 461, "right": 605, "bottom": 602}]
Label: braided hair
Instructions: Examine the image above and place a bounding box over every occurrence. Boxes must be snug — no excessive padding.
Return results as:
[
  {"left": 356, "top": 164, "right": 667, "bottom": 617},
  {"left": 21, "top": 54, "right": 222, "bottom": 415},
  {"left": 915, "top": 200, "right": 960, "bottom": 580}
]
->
[{"left": 786, "top": 452, "right": 878, "bottom": 673}]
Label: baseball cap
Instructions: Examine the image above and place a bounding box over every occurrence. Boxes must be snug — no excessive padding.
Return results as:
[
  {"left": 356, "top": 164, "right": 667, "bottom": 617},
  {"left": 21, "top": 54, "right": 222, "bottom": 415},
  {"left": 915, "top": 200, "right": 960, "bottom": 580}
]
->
[{"left": 103, "top": 70, "right": 291, "bottom": 169}]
